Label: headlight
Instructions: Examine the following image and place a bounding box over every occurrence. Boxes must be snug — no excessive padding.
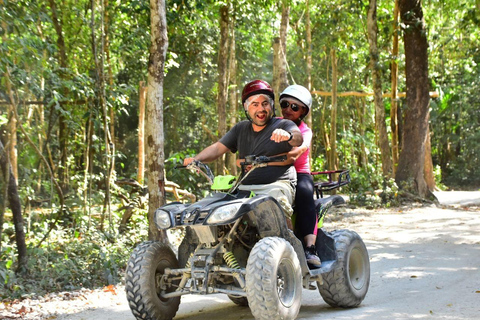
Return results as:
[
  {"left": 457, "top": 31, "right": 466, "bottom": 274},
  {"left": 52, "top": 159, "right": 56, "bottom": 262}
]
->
[
  {"left": 207, "top": 203, "right": 242, "bottom": 224},
  {"left": 155, "top": 209, "right": 172, "bottom": 229}
]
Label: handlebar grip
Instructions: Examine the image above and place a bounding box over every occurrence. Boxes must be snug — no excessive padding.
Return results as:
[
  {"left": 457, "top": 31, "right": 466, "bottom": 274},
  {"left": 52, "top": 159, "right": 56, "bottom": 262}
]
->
[
  {"left": 266, "top": 155, "right": 287, "bottom": 163},
  {"left": 243, "top": 155, "right": 287, "bottom": 165}
]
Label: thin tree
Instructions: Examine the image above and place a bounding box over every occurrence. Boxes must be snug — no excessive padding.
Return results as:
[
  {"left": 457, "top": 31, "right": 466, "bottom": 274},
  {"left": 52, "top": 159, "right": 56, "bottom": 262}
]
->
[
  {"left": 367, "top": 0, "right": 393, "bottom": 178},
  {"left": 11, "top": 104, "right": 65, "bottom": 246},
  {"left": 146, "top": 0, "right": 169, "bottom": 241},
  {"left": 1, "top": 15, "right": 18, "bottom": 181},
  {"left": 391, "top": 0, "right": 400, "bottom": 173},
  {"left": 90, "top": 0, "right": 113, "bottom": 230},
  {"left": 217, "top": 4, "right": 229, "bottom": 175},
  {"left": 48, "top": 0, "right": 69, "bottom": 192},
  {"left": 396, "top": 0, "right": 436, "bottom": 200},
  {"left": 101, "top": 0, "right": 115, "bottom": 226},
  {"left": 138, "top": 81, "right": 147, "bottom": 184},
  {"left": 83, "top": 106, "right": 94, "bottom": 226},
  {"left": 226, "top": 10, "right": 237, "bottom": 175},
  {"left": 273, "top": 1, "right": 290, "bottom": 103},
  {"left": 328, "top": 49, "right": 338, "bottom": 171},
  {"left": 104, "top": 0, "right": 116, "bottom": 144},
  {"left": 305, "top": 0, "right": 313, "bottom": 129},
  {"left": 424, "top": 117, "right": 436, "bottom": 191},
  {"left": 0, "top": 138, "right": 27, "bottom": 272}
]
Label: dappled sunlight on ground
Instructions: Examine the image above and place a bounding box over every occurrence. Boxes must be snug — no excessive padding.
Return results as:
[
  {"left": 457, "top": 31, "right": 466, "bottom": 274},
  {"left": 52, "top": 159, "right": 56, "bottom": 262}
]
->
[{"left": 3, "top": 193, "right": 479, "bottom": 320}]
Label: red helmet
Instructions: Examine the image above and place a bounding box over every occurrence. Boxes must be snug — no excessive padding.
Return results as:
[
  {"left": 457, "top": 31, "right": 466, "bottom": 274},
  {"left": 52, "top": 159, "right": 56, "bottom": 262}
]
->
[{"left": 241, "top": 80, "right": 274, "bottom": 104}]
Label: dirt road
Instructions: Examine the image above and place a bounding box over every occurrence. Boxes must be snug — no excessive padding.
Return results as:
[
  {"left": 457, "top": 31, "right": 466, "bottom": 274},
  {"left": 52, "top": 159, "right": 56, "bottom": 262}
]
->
[{"left": 4, "top": 191, "right": 480, "bottom": 320}]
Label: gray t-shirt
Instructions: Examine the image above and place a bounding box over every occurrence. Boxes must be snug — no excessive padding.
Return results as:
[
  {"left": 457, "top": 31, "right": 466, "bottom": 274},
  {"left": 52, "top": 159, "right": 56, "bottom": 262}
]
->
[{"left": 220, "top": 118, "right": 300, "bottom": 185}]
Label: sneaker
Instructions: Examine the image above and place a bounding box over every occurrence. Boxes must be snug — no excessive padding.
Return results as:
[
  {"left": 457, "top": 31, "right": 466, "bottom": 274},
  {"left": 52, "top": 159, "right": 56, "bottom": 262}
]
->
[{"left": 305, "top": 245, "right": 322, "bottom": 268}]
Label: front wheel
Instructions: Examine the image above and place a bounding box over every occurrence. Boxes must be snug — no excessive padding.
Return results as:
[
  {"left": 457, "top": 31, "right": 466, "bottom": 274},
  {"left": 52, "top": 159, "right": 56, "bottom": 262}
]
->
[
  {"left": 125, "top": 241, "right": 181, "bottom": 320},
  {"left": 319, "top": 229, "right": 370, "bottom": 307},
  {"left": 227, "top": 294, "right": 249, "bottom": 306},
  {"left": 246, "top": 237, "right": 302, "bottom": 320}
]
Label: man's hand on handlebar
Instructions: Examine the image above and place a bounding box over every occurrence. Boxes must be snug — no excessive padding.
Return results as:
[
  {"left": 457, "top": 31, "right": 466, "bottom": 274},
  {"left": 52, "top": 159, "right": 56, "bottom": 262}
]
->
[
  {"left": 236, "top": 155, "right": 289, "bottom": 173},
  {"left": 183, "top": 157, "right": 196, "bottom": 166}
]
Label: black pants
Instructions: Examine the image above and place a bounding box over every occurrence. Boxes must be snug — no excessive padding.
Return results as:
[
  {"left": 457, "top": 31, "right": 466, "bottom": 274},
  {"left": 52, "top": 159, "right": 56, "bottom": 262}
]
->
[{"left": 294, "top": 173, "right": 317, "bottom": 240}]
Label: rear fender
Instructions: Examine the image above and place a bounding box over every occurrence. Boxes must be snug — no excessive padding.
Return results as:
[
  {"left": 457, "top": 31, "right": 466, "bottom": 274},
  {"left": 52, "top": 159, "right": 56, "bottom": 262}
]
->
[{"left": 315, "top": 195, "right": 346, "bottom": 227}]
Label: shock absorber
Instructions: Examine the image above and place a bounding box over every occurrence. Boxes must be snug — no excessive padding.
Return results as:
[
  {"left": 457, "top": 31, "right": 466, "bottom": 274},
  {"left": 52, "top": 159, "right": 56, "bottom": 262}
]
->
[
  {"left": 185, "top": 253, "right": 193, "bottom": 268},
  {"left": 223, "top": 251, "right": 240, "bottom": 269}
]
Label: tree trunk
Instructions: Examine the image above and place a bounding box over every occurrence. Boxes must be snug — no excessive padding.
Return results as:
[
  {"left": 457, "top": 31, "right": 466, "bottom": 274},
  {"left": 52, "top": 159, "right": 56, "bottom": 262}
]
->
[
  {"left": 90, "top": 0, "right": 112, "bottom": 230},
  {"left": 396, "top": 0, "right": 435, "bottom": 200},
  {"left": 48, "top": 0, "right": 69, "bottom": 192},
  {"left": 317, "top": 51, "right": 330, "bottom": 165},
  {"left": 103, "top": 0, "right": 116, "bottom": 221},
  {"left": 35, "top": 18, "right": 47, "bottom": 194},
  {"left": 83, "top": 109, "right": 94, "bottom": 224},
  {"left": 0, "top": 138, "right": 28, "bottom": 273},
  {"left": 226, "top": 12, "right": 237, "bottom": 175},
  {"left": 391, "top": 0, "right": 400, "bottom": 174},
  {"left": 216, "top": 4, "right": 229, "bottom": 175},
  {"left": 273, "top": 2, "right": 290, "bottom": 105},
  {"left": 354, "top": 98, "right": 368, "bottom": 169},
  {"left": 147, "top": 0, "right": 168, "bottom": 242},
  {"left": 424, "top": 125, "right": 436, "bottom": 191},
  {"left": 328, "top": 49, "right": 338, "bottom": 171},
  {"left": 138, "top": 81, "right": 147, "bottom": 183},
  {"left": 11, "top": 105, "right": 65, "bottom": 247},
  {"left": 367, "top": 0, "right": 393, "bottom": 178},
  {"left": 305, "top": 0, "right": 313, "bottom": 129},
  {"left": 0, "top": 139, "right": 6, "bottom": 252},
  {"left": 273, "top": 37, "right": 281, "bottom": 99},
  {"left": 2, "top": 18, "right": 18, "bottom": 182}
]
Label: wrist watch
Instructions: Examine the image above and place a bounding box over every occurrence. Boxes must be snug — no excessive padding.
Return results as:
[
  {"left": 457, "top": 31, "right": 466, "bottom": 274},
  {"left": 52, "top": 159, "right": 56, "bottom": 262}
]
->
[{"left": 287, "top": 132, "right": 293, "bottom": 141}]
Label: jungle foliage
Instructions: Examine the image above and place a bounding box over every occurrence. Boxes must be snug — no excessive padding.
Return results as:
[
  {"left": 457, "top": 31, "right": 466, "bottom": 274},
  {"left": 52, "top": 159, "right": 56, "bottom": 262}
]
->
[{"left": 0, "top": 0, "right": 479, "bottom": 299}]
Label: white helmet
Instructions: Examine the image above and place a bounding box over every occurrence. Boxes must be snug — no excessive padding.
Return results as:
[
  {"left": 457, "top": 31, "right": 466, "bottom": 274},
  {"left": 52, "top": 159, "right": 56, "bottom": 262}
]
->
[{"left": 280, "top": 84, "right": 312, "bottom": 115}]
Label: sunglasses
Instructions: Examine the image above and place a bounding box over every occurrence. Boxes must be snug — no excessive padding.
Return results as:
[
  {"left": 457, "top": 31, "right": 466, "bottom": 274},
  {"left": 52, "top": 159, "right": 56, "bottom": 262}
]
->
[{"left": 280, "top": 100, "right": 303, "bottom": 112}]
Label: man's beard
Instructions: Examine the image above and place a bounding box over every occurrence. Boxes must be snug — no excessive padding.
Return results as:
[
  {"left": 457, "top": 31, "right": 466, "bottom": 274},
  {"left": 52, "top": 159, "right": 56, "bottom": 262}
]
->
[{"left": 251, "top": 110, "right": 272, "bottom": 127}]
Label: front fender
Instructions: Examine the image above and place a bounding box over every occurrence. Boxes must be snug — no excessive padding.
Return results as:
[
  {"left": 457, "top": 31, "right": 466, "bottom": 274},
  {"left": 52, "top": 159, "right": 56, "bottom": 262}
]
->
[
  {"left": 245, "top": 196, "right": 309, "bottom": 275},
  {"left": 245, "top": 195, "right": 289, "bottom": 238}
]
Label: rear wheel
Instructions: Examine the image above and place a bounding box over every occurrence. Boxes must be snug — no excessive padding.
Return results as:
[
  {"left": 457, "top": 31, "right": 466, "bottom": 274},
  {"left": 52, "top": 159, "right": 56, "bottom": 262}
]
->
[
  {"left": 246, "top": 237, "right": 302, "bottom": 320},
  {"left": 319, "top": 229, "right": 370, "bottom": 307},
  {"left": 125, "top": 241, "right": 181, "bottom": 320}
]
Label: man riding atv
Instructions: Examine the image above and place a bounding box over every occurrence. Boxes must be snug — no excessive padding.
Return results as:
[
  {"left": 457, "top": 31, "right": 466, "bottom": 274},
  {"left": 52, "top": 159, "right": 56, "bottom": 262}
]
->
[
  {"left": 183, "top": 79, "right": 319, "bottom": 264},
  {"left": 125, "top": 80, "right": 370, "bottom": 320}
]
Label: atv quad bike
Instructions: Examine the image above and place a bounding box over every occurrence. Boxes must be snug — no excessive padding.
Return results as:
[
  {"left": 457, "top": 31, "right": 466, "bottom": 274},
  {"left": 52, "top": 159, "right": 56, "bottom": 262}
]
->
[{"left": 125, "top": 155, "right": 370, "bottom": 320}]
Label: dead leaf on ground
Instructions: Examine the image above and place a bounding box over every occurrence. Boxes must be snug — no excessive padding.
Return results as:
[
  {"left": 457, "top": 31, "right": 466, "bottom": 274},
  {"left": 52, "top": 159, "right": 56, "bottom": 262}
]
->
[
  {"left": 103, "top": 284, "right": 117, "bottom": 295},
  {"left": 15, "top": 305, "right": 28, "bottom": 315}
]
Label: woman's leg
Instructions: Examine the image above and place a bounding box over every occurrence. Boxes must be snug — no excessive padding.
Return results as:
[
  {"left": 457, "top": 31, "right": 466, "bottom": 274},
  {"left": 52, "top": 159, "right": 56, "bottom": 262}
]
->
[
  {"left": 295, "top": 173, "right": 317, "bottom": 240},
  {"left": 295, "top": 173, "right": 321, "bottom": 267}
]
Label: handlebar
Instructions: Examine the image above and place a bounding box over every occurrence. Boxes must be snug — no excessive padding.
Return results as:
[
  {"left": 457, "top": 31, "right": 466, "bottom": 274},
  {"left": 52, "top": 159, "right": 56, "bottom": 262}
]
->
[
  {"left": 175, "top": 160, "right": 215, "bottom": 184},
  {"left": 242, "top": 155, "right": 287, "bottom": 166},
  {"left": 177, "top": 155, "right": 288, "bottom": 192}
]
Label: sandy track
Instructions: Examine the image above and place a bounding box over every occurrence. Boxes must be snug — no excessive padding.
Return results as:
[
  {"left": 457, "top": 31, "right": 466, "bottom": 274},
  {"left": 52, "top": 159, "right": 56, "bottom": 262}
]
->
[{"left": 2, "top": 191, "right": 479, "bottom": 320}]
